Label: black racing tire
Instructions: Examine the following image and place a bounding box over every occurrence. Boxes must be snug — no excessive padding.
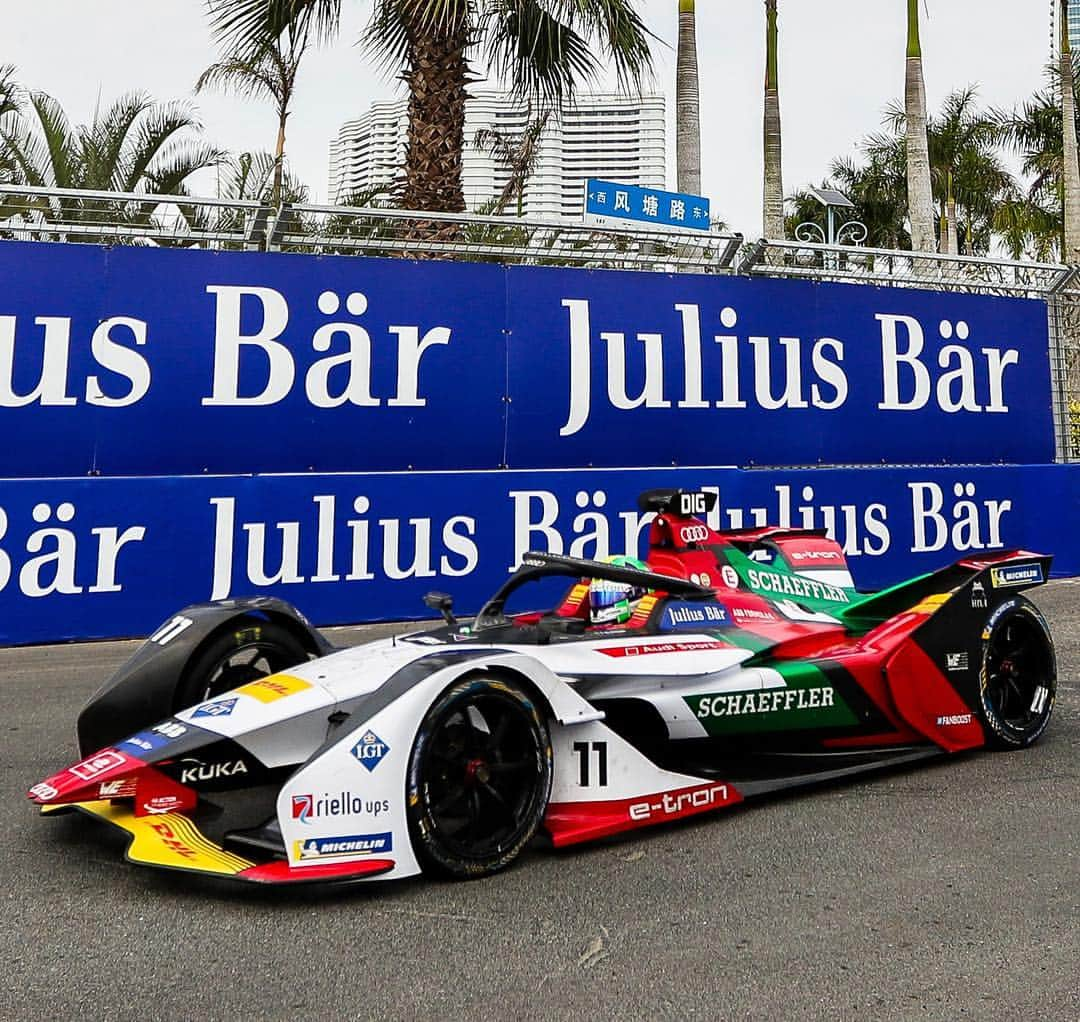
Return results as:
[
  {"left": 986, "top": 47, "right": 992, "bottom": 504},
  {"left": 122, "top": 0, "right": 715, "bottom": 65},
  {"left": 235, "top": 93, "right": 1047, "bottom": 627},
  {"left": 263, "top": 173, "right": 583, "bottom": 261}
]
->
[
  {"left": 406, "top": 675, "right": 552, "bottom": 880},
  {"left": 978, "top": 595, "right": 1056, "bottom": 750},
  {"left": 174, "top": 619, "right": 309, "bottom": 711}
]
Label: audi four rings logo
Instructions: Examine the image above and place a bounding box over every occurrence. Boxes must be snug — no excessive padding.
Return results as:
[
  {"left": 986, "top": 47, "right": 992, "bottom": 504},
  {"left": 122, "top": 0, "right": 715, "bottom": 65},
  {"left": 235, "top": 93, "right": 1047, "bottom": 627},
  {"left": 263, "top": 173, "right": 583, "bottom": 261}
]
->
[{"left": 680, "top": 525, "right": 709, "bottom": 544}]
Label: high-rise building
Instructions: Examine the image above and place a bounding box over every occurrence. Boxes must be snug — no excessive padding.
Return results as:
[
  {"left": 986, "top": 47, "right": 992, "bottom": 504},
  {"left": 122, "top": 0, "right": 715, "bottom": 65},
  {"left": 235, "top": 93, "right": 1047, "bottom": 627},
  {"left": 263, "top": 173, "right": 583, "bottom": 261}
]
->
[
  {"left": 1051, "top": 0, "right": 1080, "bottom": 54},
  {"left": 328, "top": 90, "right": 666, "bottom": 219}
]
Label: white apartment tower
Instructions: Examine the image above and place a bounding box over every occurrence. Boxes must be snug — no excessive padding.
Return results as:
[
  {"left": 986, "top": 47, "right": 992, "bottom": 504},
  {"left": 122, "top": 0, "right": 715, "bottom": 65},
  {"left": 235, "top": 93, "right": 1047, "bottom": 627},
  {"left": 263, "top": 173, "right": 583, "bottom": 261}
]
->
[{"left": 328, "top": 90, "right": 666, "bottom": 218}]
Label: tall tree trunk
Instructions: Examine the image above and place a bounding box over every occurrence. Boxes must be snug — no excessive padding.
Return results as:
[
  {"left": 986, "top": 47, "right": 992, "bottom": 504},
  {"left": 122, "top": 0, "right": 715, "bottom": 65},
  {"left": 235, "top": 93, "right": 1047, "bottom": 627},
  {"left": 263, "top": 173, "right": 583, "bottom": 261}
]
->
[
  {"left": 1060, "top": 0, "right": 1080, "bottom": 261},
  {"left": 904, "top": 0, "right": 935, "bottom": 252},
  {"left": 401, "top": 17, "right": 469, "bottom": 214},
  {"left": 273, "top": 110, "right": 287, "bottom": 208},
  {"left": 676, "top": 0, "right": 701, "bottom": 195},
  {"left": 762, "top": 0, "right": 784, "bottom": 239},
  {"left": 946, "top": 173, "right": 958, "bottom": 255}
]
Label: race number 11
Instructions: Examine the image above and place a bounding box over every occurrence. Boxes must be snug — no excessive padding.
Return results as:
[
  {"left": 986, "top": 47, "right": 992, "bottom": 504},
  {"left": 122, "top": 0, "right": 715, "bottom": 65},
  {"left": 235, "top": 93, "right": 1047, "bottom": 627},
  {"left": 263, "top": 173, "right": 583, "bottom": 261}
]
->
[{"left": 572, "top": 741, "right": 608, "bottom": 787}]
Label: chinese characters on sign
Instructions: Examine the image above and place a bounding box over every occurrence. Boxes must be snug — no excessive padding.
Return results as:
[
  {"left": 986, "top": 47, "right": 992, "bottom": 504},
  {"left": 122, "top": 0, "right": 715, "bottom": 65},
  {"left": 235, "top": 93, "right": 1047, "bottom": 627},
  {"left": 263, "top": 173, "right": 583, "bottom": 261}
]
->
[{"left": 583, "top": 179, "right": 711, "bottom": 232}]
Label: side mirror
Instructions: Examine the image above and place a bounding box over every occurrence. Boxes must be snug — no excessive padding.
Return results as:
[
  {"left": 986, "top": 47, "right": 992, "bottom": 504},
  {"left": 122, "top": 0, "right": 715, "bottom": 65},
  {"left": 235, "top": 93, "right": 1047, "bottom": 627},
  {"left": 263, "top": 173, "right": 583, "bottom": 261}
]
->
[{"left": 423, "top": 591, "right": 456, "bottom": 626}]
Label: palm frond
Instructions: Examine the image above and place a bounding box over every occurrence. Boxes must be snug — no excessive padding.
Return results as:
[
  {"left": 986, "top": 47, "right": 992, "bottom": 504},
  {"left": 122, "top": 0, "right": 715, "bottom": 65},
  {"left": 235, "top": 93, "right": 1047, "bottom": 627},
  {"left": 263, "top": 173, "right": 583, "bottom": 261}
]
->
[
  {"left": 0, "top": 118, "right": 51, "bottom": 187},
  {"left": 197, "top": 55, "right": 283, "bottom": 104},
  {"left": 209, "top": 0, "right": 340, "bottom": 58},
  {"left": 115, "top": 100, "right": 205, "bottom": 193},
  {"left": 141, "top": 140, "right": 227, "bottom": 196},
  {"left": 84, "top": 92, "right": 154, "bottom": 191},
  {"left": 0, "top": 64, "right": 23, "bottom": 119},
  {"left": 23, "top": 91, "right": 78, "bottom": 188},
  {"left": 482, "top": 1, "right": 602, "bottom": 108}
]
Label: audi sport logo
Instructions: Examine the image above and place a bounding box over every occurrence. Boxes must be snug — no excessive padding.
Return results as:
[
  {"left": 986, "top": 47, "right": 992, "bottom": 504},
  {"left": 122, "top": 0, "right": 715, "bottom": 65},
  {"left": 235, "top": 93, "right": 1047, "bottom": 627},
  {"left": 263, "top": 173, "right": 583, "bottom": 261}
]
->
[{"left": 679, "top": 525, "right": 709, "bottom": 544}]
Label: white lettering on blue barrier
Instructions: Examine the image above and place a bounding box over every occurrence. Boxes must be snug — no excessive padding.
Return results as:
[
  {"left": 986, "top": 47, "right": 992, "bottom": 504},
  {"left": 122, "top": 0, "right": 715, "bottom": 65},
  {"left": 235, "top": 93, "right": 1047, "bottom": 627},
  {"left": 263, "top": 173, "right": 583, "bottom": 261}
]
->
[
  {"left": 207, "top": 495, "right": 479, "bottom": 600},
  {"left": 0, "top": 504, "right": 146, "bottom": 598},
  {"left": 201, "top": 286, "right": 453, "bottom": 409},
  {"left": 0, "top": 315, "right": 151, "bottom": 408},
  {"left": 558, "top": 302, "right": 1021, "bottom": 437},
  {"left": 0, "top": 466, "right": 1063, "bottom": 647}
]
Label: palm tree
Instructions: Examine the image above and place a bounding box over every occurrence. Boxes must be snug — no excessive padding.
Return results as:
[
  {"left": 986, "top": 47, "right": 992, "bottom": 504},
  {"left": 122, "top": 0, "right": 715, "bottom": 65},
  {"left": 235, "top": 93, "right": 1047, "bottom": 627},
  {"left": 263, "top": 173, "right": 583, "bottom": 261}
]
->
[
  {"left": 220, "top": 150, "right": 309, "bottom": 204},
  {"left": 676, "top": 0, "right": 701, "bottom": 195},
  {"left": 0, "top": 90, "right": 221, "bottom": 193},
  {"left": 995, "top": 69, "right": 1080, "bottom": 260},
  {"left": 904, "top": 0, "right": 935, "bottom": 251},
  {"left": 786, "top": 152, "right": 910, "bottom": 252},
  {"left": 0, "top": 64, "right": 20, "bottom": 120},
  {"left": 794, "top": 87, "right": 1019, "bottom": 257},
  {"left": 0, "top": 89, "right": 223, "bottom": 236},
  {"left": 168, "top": 150, "right": 310, "bottom": 250},
  {"left": 1058, "top": 0, "right": 1080, "bottom": 260},
  {"left": 209, "top": 0, "right": 654, "bottom": 214},
  {"left": 762, "top": 0, "right": 784, "bottom": 238},
  {"left": 201, "top": 0, "right": 318, "bottom": 207},
  {"left": 881, "top": 87, "right": 1015, "bottom": 255},
  {"left": 0, "top": 65, "right": 22, "bottom": 188},
  {"left": 473, "top": 106, "right": 550, "bottom": 216}
]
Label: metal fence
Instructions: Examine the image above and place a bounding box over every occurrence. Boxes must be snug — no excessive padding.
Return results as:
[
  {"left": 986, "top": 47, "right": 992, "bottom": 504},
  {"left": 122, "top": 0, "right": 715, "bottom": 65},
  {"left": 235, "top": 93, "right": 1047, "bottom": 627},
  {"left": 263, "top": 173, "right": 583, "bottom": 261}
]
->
[
  {"left": 740, "top": 239, "right": 1080, "bottom": 463},
  {"left": 0, "top": 184, "right": 743, "bottom": 274},
  {"left": 1, "top": 183, "right": 1077, "bottom": 461}
]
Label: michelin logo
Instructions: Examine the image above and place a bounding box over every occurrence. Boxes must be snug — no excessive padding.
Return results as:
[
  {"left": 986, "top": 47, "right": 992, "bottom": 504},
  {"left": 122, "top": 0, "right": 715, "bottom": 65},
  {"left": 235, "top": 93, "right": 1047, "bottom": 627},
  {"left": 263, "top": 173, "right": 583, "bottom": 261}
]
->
[
  {"left": 989, "top": 564, "right": 1043, "bottom": 589},
  {"left": 295, "top": 832, "right": 393, "bottom": 860},
  {"left": 662, "top": 604, "right": 730, "bottom": 630}
]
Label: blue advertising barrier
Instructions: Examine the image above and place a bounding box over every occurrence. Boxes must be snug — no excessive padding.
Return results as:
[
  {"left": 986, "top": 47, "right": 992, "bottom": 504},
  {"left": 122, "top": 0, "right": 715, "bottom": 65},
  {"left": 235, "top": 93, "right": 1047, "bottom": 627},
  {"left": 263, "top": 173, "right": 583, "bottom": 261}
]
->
[
  {"left": 0, "top": 241, "right": 1055, "bottom": 476},
  {"left": 0, "top": 464, "right": 1075, "bottom": 645}
]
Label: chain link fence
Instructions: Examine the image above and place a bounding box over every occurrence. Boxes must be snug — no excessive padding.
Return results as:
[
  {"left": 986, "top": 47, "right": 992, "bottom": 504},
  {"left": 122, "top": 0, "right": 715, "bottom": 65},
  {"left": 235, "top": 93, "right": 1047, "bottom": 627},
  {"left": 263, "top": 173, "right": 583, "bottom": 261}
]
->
[
  {"left": 1049, "top": 281, "right": 1080, "bottom": 462},
  {"left": 2, "top": 184, "right": 1077, "bottom": 461},
  {"left": 740, "top": 239, "right": 1080, "bottom": 462},
  {"left": 0, "top": 184, "right": 742, "bottom": 274}
]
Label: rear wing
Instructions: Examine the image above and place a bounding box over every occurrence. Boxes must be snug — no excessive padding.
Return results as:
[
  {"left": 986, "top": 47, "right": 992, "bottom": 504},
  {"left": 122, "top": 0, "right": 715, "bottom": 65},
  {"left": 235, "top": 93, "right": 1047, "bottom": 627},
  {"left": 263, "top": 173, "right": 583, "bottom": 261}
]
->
[{"left": 839, "top": 550, "right": 1053, "bottom": 632}]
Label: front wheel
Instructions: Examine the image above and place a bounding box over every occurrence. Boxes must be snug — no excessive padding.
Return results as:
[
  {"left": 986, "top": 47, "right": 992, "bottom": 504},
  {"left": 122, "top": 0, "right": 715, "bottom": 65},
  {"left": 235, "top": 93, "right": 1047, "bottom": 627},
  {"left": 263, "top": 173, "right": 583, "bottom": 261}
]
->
[
  {"left": 174, "top": 620, "right": 309, "bottom": 711},
  {"left": 406, "top": 676, "right": 552, "bottom": 879},
  {"left": 979, "top": 596, "right": 1056, "bottom": 749}
]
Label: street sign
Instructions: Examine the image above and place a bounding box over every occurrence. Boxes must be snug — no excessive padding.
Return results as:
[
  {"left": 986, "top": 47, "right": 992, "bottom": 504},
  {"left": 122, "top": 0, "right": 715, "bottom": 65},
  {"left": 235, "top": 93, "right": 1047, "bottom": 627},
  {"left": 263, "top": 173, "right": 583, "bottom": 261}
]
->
[{"left": 583, "top": 178, "right": 711, "bottom": 232}]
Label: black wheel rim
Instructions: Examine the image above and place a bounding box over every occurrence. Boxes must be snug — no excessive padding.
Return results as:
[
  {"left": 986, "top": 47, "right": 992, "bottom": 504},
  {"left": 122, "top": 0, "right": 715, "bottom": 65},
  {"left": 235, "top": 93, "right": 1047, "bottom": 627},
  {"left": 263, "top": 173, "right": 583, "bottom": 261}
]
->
[
  {"left": 419, "top": 691, "right": 542, "bottom": 861},
  {"left": 199, "top": 642, "right": 298, "bottom": 702},
  {"left": 985, "top": 614, "right": 1052, "bottom": 732}
]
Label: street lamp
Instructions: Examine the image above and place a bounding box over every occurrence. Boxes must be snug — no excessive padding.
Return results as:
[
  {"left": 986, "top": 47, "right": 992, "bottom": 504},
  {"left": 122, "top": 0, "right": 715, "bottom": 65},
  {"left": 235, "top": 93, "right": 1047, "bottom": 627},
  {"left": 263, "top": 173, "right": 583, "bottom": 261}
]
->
[{"left": 795, "top": 187, "right": 867, "bottom": 247}]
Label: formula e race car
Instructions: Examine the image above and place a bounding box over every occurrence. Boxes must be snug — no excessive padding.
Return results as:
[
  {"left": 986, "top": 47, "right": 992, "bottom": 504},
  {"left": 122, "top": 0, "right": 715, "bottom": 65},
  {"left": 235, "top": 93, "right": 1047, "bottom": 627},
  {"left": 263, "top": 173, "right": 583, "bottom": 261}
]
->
[{"left": 28, "top": 489, "right": 1057, "bottom": 886}]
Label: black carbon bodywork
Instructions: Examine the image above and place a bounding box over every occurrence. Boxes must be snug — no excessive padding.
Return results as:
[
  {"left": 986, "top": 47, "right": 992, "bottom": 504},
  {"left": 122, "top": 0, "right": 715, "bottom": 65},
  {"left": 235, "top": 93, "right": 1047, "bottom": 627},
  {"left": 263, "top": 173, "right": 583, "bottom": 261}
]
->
[{"left": 77, "top": 598, "right": 331, "bottom": 756}]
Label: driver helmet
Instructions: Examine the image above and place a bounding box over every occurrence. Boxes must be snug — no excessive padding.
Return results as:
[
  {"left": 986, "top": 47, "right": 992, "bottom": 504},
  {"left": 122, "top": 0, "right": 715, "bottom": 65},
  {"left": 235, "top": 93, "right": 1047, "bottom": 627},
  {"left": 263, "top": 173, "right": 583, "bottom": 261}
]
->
[{"left": 589, "top": 556, "right": 651, "bottom": 626}]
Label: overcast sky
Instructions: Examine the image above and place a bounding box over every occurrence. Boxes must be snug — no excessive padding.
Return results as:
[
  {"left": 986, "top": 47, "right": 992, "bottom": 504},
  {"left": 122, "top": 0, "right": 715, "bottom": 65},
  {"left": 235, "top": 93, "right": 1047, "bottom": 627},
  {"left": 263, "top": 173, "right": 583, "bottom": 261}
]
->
[{"left": 5, "top": 1, "right": 1052, "bottom": 237}]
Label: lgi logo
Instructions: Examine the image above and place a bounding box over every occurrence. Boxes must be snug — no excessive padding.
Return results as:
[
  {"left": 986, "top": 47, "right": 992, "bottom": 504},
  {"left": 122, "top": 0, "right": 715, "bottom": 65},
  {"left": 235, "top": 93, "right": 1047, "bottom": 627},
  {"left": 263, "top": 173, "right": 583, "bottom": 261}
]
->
[{"left": 351, "top": 730, "right": 390, "bottom": 772}]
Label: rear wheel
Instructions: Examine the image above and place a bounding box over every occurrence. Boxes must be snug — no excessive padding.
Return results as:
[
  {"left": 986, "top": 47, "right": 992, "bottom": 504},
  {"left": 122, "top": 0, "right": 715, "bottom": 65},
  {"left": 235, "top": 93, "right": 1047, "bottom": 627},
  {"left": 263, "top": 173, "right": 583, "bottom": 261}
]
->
[
  {"left": 174, "top": 620, "right": 309, "bottom": 711},
  {"left": 406, "top": 676, "right": 552, "bottom": 879},
  {"left": 979, "top": 596, "right": 1056, "bottom": 749}
]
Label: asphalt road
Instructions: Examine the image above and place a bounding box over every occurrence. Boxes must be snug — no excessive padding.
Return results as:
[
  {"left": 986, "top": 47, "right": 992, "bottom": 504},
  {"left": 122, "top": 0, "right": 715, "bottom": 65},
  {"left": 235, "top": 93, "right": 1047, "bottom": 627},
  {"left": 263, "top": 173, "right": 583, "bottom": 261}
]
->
[{"left": 2, "top": 584, "right": 1078, "bottom": 1022}]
